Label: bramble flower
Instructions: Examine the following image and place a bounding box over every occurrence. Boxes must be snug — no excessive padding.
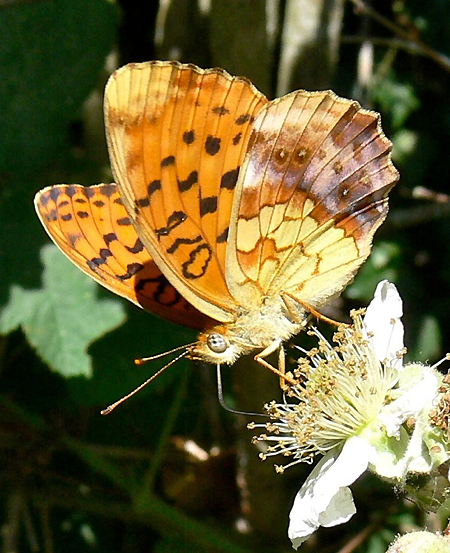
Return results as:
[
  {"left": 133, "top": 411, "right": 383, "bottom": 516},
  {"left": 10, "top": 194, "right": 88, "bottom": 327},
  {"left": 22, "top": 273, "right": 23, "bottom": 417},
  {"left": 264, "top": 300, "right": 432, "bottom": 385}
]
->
[{"left": 250, "top": 281, "right": 450, "bottom": 549}]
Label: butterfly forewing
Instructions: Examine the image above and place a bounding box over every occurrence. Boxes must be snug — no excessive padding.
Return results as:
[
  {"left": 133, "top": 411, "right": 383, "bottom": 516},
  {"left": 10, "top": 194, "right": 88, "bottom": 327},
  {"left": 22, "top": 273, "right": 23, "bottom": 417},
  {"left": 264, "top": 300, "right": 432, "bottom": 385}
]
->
[
  {"left": 105, "top": 61, "right": 268, "bottom": 323},
  {"left": 227, "top": 90, "right": 398, "bottom": 309},
  {"left": 34, "top": 184, "right": 214, "bottom": 329}
]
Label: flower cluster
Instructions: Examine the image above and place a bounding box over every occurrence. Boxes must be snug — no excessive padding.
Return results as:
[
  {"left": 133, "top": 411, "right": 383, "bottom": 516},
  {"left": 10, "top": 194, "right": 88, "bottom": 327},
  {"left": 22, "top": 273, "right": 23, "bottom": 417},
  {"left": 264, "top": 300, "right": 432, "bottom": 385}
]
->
[{"left": 250, "top": 281, "right": 450, "bottom": 549}]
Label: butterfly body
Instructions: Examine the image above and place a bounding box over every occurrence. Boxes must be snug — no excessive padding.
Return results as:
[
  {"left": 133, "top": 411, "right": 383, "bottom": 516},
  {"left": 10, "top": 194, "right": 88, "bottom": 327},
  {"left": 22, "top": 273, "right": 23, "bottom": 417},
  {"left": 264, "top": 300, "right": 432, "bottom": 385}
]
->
[
  {"left": 191, "top": 295, "right": 306, "bottom": 365},
  {"left": 35, "top": 61, "right": 398, "bottom": 377}
]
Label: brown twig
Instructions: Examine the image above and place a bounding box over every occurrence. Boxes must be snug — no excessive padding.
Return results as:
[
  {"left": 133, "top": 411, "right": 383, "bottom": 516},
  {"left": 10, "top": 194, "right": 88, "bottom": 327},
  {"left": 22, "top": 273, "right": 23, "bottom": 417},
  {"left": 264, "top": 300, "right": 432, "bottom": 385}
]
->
[
  {"left": 343, "top": 35, "right": 432, "bottom": 57},
  {"left": 336, "top": 521, "right": 379, "bottom": 553}
]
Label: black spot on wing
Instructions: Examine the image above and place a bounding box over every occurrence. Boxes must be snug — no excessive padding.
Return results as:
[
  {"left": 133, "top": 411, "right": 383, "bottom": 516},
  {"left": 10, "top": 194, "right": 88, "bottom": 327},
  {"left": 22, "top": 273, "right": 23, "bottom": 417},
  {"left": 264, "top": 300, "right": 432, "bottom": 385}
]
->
[
  {"left": 212, "top": 105, "right": 230, "bottom": 115},
  {"left": 49, "top": 188, "right": 61, "bottom": 202},
  {"left": 87, "top": 257, "right": 105, "bottom": 270},
  {"left": 66, "top": 186, "right": 77, "bottom": 198},
  {"left": 77, "top": 211, "right": 89, "bottom": 219},
  {"left": 232, "top": 132, "right": 242, "bottom": 145},
  {"left": 235, "top": 113, "right": 252, "bottom": 125},
  {"left": 200, "top": 196, "right": 218, "bottom": 217},
  {"left": 126, "top": 238, "right": 145, "bottom": 254},
  {"left": 178, "top": 171, "right": 198, "bottom": 192},
  {"left": 104, "top": 233, "right": 117, "bottom": 245},
  {"left": 99, "top": 248, "right": 113, "bottom": 260},
  {"left": 136, "top": 197, "right": 150, "bottom": 208},
  {"left": 101, "top": 184, "right": 116, "bottom": 197},
  {"left": 46, "top": 210, "right": 57, "bottom": 222},
  {"left": 205, "top": 135, "right": 221, "bottom": 156},
  {"left": 148, "top": 179, "right": 161, "bottom": 196},
  {"left": 166, "top": 235, "right": 202, "bottom": 254},
  {"left": 217, "top": 227, "right": 229, "bottom": 243},
  {"left": 117, "top": 217, "right": 131, "bottom": 226},
  {"left": 155, "top": 211, "right": 187, "bottom": 237},
  {"left": 61, "top": 213, "right": 72, "bottom": 222},
  {"left": 161, "top": 155, "right": 175, "bottom": 167},
  {"left": 39, "top": 193, "right": 51, "bottom": 207},
  {"left": 117, "top": 263, "right": 144, "bottom": 281},
  {"left": 183, "top": 130, "right": 195, "bottom": 144},
  {"left": 68, "top": 233, "right": 81, "bottom": 247},
  {"left": 221, "top": 168, "right": 239, "bottom": 190}
]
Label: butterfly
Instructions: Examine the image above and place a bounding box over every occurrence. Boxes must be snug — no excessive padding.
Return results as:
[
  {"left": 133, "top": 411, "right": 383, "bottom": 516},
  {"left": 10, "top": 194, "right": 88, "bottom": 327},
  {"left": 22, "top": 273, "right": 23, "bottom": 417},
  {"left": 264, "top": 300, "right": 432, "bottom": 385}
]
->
[{"left": 35, "top": 60, "right": 398, "bottom": 394}]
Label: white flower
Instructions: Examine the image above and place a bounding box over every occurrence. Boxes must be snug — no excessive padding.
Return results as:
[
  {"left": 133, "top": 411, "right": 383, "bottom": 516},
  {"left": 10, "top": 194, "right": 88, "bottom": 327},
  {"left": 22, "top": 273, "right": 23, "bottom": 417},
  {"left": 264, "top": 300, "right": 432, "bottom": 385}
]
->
[
  {"left": 289, "top": 436, "right": 372, "bottom": 549},
  {"left": 250, "top": 281, "right": 449, "bottom": 549}
]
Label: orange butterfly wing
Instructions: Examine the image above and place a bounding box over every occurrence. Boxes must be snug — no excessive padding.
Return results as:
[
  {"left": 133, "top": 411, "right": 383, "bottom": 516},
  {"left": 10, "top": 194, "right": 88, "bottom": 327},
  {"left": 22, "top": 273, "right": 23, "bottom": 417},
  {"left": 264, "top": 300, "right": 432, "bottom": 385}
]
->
[
  {"left": 105, "top": 61, "right": 268, "bottom": 323},
  {"left": 34, "top": 183, "right": 215, "bottom": 330}
]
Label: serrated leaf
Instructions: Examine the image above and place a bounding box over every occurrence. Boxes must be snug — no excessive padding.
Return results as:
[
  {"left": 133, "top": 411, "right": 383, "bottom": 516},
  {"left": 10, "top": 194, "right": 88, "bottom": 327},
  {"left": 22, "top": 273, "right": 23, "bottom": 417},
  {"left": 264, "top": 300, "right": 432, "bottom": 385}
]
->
[{"left": 0, "top": 244, "right": 126, "bottom": 378}]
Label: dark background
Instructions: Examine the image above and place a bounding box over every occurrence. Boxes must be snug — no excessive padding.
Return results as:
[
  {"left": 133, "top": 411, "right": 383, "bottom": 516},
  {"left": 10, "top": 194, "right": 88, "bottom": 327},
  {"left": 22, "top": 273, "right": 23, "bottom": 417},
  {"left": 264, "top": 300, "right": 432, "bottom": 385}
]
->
[{"left": 1, "top": 1, "right": 449, "bottom": 551}]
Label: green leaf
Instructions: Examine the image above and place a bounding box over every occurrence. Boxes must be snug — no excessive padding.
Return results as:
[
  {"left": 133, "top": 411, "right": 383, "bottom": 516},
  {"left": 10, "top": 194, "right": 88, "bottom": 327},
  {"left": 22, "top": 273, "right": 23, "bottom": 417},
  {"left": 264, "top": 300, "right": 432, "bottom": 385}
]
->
[{"left": 0, "top": 244, "right": 126, "bottom": 378}]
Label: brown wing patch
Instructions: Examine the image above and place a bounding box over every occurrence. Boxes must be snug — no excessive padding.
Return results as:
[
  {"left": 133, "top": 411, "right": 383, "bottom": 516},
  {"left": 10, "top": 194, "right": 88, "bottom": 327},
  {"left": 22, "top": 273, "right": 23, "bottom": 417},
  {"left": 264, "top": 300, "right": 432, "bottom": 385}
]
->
[
  {"left": 34, "top": 184, "right": 215, "bottom": 330},
  {"left": 105, "top": 61, "right": 268, "bottom": 322},
  {"left": 227, "top": 89, "right": 398, "bottom": 308}
]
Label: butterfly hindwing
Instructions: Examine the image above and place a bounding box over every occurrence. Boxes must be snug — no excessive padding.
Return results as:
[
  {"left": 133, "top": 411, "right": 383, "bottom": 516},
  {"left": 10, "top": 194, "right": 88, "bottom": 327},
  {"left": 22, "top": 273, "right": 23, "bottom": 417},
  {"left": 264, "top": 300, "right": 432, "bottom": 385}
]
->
[
  {"left": 227, "top": 90, "right": 398, "bottom": 309},
  {"left": 34, "top": 183, "right": 215, "bottom": 329},
  {"left": 105, "top": 61, "right": 268, "bottom": 322}
]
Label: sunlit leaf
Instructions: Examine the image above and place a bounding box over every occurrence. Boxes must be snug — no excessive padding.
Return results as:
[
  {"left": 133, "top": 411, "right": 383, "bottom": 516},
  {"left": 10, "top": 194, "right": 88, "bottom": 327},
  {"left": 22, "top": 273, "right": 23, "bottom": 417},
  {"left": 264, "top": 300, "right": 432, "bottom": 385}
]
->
[{"left": 0, "top": 245, "right": 125, "bottom": 377}]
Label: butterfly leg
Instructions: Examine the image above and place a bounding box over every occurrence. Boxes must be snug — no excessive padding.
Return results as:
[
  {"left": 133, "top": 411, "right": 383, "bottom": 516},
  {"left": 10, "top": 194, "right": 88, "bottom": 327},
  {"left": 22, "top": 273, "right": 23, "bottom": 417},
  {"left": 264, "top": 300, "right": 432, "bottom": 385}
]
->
[
  {"left": 254, "top": 341, "right": 297, "bottom": 388},
  {"left": 276, "top": 345, "right": 293, "bottom": 391},
  {"left": 282, "top": 292, "right": 348, "bottom": 328}
]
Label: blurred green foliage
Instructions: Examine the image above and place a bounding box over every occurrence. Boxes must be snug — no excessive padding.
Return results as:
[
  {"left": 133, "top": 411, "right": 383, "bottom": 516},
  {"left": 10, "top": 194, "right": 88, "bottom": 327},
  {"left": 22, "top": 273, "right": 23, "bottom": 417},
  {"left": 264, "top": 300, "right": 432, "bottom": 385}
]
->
[{"left": 1, "top": 0, "right": 450, "bottom": 551}]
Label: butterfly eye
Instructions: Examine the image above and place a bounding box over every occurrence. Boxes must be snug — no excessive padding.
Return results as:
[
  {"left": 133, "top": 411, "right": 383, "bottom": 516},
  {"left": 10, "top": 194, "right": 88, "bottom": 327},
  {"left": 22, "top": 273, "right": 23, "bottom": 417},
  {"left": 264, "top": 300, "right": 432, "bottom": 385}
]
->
[{"left": 206, "top": 333, "right": 228, "bottom": 354}]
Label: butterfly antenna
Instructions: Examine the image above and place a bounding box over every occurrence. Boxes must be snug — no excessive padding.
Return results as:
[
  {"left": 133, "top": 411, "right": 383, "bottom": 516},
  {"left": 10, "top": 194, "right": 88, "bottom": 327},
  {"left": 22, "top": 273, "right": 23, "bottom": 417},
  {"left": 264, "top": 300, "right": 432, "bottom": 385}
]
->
[
  {"left": 101, "top": 350, "right": 189, "bottom": 415},
  {"left": 215, "top": 364, "right": 266, "bottom": 418},
  {"left": 134, "top": 343, "right": 196, "bottom": 364}
]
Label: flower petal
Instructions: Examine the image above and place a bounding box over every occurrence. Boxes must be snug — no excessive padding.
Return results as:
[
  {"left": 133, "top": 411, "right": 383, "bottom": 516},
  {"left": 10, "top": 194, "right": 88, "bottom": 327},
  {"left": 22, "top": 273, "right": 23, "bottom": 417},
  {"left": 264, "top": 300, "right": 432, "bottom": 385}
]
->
[
  {"left": 364, "top": 281, "right": 404, "bottom": 368},
  {"left": 373, "top": 365, "right": 442, "bottom": 478},
  {"left": 383, "top": 365, "right": 439, "bottom": 428},
  {"left": 288, "top": 437, "right": 374, "bottom": 549}
]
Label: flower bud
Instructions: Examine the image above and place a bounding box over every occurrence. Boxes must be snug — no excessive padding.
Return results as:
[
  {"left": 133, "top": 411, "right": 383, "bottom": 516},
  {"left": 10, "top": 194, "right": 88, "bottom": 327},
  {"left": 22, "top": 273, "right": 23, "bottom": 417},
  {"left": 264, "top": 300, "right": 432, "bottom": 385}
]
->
[{"left": 386, "top": 531, "right": 450, "bottom": 553}]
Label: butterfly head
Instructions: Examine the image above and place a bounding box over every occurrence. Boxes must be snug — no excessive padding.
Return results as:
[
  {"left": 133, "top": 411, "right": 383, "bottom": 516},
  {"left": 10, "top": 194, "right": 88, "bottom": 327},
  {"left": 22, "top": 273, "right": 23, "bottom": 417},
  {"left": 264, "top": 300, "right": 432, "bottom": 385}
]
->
[{"left": 188, "top": 325, "right": 247, "bottom": 365}]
